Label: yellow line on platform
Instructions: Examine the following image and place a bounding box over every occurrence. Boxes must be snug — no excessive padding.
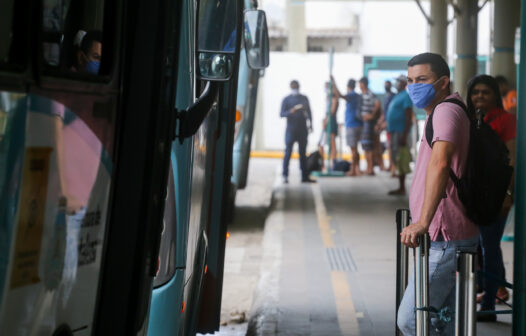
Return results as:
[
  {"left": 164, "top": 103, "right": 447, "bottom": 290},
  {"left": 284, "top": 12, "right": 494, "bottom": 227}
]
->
[
  {"left": 312, "top": 184, "right": 360, "bottom": 335},
  {"left": 251, "top": 150, "right": 388, "bottom": 161},
  {"left": 311, "top": 183, "right": 334, "bottom": 248},
  {"left": 331, "top": 271, "right": 360, "bottom": 336}
]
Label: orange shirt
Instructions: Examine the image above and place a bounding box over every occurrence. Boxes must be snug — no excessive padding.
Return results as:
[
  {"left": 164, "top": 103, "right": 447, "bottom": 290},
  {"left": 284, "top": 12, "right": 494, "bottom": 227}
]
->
[{"left": 503, "top": 90, "right": 517, "bottom": 112}]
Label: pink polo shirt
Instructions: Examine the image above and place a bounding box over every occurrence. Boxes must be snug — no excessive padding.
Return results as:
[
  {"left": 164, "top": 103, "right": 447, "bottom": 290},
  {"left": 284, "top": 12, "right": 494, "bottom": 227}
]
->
[{"left": 409, "top": 93, "right": 479, "bottom": 241}]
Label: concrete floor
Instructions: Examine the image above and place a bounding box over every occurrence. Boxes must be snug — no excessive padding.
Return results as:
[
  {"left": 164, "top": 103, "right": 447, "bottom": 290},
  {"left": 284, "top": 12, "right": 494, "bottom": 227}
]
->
[{"left": 215, "top": 158, "right": 514, "bottom": 336}]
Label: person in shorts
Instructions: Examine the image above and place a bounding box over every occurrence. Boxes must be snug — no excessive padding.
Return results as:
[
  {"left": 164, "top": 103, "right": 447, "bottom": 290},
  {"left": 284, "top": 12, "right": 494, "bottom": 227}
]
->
[
  {"left": 386, "top": 75, "right": 413, "bottom": 195},
  {"left": 358, "top": 77, "right": 381, "bottom": 175},
  {"left": 331, "top": 76, "right": 362, "bottom": 176},
  {"left": 324, "top": 82, "right": 339, "bottom": 163}
]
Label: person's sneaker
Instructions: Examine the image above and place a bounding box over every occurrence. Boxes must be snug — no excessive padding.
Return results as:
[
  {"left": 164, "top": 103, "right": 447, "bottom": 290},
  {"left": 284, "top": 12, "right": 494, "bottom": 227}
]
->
[
  {"left": 477, "top": 311, "right": 497, "bottom": 322},
  {"left": 301, "top": 177, "right": 316, "bottom": 183},
  {"left": 283, "top": 176, "right": 289, "bottom": 184},
  {"left": 496, "top": 286, "right": 510, "bottom": 303}
]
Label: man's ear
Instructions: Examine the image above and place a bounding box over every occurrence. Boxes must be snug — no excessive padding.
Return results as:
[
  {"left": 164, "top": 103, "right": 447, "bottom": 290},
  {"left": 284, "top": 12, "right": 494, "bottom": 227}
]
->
[{"left": 439, "top": 76, "right": 450, "bottom": 90}]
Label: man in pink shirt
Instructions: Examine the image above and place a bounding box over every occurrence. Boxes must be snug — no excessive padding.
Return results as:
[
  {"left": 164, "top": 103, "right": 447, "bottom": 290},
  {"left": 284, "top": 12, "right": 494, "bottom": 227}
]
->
[{"left": 397, "top": 53, "right": 479, "bottom": 335}]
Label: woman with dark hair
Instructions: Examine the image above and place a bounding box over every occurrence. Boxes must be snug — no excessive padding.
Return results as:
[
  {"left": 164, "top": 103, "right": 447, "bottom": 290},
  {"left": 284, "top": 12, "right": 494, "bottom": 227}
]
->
[{"left": 466, "top": 74, "right": 516, "bottom": 322}]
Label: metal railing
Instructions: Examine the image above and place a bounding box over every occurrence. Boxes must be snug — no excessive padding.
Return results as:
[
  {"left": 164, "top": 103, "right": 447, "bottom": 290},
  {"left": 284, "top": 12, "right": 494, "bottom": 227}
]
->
[
  {"left": 415, "top": 233, "right": 430, "bottom": 336},
  {"left": 455, "top": 252, "right": 477, "bottom": 336},
  {"left": 395, "top": 210, "right": 481, "bottom": 336},
  {"left": 396, "top": 209, "right": 410, "bottom": 336}
]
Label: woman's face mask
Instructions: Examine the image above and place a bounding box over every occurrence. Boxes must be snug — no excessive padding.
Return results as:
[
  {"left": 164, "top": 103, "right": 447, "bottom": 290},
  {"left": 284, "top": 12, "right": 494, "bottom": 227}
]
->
[{"left": 407, "top": 77, "right": 443, "bottom": 109}]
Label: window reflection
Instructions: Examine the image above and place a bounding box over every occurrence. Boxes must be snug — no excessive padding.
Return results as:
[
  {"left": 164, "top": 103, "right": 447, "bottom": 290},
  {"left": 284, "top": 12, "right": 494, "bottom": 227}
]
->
[
  {"left": 41, "top": 0, "right": 107, "bottom": 76},
  {"left": 197, "top": 0, "right": 237, "bottom": 53},
  {"left": 0, "top": 92, "right": 114, "bottom": 333}
]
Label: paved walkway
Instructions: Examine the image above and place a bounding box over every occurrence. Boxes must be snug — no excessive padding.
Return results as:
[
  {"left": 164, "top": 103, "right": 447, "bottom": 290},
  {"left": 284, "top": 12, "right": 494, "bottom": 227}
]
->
[{"left": 216, "top": 159, "right": 514, "bottom": 335}]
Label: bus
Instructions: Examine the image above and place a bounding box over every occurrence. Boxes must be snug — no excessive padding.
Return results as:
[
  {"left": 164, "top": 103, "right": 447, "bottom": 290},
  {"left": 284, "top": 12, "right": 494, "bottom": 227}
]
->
[
  {"left": 0, "top": 0, "right": 252, "bottom": 334},
  {"left": 148, "top": 1, "right": 269, "bottom": 336},
  {"left": 231, "top": 0, "right": 270, "bottom": 196}
]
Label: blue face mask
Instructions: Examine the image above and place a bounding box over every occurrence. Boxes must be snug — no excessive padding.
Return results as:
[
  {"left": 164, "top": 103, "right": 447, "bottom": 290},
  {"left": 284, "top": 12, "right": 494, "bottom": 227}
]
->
[
  {"left": 85, "top": 60, "right": 100, "bottom": 74},
  {"left": 407, "top": 78, "right": 442, "bottom": 108}
]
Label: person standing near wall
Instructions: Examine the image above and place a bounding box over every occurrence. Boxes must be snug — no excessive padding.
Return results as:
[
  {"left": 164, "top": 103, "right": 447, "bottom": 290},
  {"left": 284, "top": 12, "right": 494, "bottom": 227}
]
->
[
  {"left": 358, "top": 77, "right": 381, "bottom": 175},
  {"left": 280, "top": 80, "right": 315, "bottom": 184},
  {"left": 379, "top": 80, "right": 395, "bottom": 175},
  {"left": 331, "top": 77, "right": 362, "bottom": 176},
  {"left": 325, "top": 81, "right": 339, "bottom": 164},
  {"left": 386, "top": 75, "right": 413, "bottom": 196}
]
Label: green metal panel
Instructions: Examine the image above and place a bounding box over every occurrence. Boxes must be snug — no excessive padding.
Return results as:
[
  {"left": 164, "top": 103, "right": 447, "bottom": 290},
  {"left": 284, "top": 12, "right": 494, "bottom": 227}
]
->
[{"left": 513, "top": 1, "right": 526, "bottom": 334}]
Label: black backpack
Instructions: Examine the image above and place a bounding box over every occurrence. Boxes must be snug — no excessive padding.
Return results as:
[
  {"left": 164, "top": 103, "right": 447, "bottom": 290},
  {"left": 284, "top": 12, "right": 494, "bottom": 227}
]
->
[
  {"left": 425, "top": 98, "right": 513, "bottom": 226},
  {"left": 333, "top": 159, "right": 351, "bottom": 172},
  {"left": 306, "top": 151, "right": 323, "bottom": 173}
]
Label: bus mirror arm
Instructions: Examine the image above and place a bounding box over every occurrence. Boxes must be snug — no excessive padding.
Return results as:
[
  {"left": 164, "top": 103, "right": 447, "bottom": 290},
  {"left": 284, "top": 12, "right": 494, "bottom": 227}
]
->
[{"left": 175, "top": 81, "right": 219, "bottom": 142}]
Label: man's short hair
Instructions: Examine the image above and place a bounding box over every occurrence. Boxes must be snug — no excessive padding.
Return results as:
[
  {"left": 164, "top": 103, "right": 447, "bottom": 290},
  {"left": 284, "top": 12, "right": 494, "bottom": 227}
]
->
[
  {"left": 290, "top": 80, "right": 299, "bottom": 88},
  {"left": 407, "top": 53, "right": 450, "bottom": 79},
  {"left": 495, "top": 75, "right": 508, "bottom": 86},
  {"left": 80, "top": 30, "right": 103, "bottom": 55},
  {"left": 359, "top": 77, "right": 368, "bottom": 86},
  {"left": 347, "top": 79, "right": 356, "bottom": 89}
]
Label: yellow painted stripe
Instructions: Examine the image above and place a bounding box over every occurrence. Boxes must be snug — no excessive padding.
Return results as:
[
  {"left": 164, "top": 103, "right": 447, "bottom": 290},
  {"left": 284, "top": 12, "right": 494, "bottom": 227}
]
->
[
  {"left": 250, "top": 150, "right": 388, "bottom": 161},
  {"left": 331, "top": 271, "right": 360, "bottom": 336},
  {"left": 311, "top": 183, "right": 334, "bottom": 248}
]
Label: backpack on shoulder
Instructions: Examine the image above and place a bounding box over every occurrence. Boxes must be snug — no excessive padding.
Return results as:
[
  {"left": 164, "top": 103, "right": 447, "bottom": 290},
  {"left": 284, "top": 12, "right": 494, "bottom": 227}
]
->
[{"left": 425, "top": 98, "right": 513, "bottom": 226}]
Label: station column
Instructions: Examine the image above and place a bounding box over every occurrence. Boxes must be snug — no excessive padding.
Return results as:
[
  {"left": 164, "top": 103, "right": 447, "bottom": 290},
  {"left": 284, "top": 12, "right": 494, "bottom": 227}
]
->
[
  {"left": 491, "top": 0, "right": 521, "bottom": 87},
  {"left": 430, "top": 0, "right": 448, "bottom": 58},
  {"left": 286, "top": 0, "right": 307, "bottom": 52},
  {"left": 454, "top": 0, "right": 478, "bottom": 98}
]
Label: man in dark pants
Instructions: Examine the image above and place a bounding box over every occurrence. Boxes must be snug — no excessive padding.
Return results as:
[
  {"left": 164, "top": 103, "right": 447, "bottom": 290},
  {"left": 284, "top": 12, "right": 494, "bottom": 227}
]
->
[{"left": 281, "top": 80, "right": 315, "bottom": 183}]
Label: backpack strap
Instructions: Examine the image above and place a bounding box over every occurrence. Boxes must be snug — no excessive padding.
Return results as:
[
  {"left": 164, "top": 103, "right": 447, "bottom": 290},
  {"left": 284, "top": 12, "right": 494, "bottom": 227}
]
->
[
  {"left": 424, "top": 98, "right": 468, "bottom": 190},
  {"left": 425, "top": 98, "right": 468, "bottom": 148}
]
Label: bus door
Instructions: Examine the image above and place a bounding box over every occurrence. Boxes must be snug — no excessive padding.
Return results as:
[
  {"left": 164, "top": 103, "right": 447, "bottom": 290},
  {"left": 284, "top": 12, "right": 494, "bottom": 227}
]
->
[
  {"left": 148, "top": 0, "right": 244, "bottom": 334},
  {"left": 0, "top": 0, "right": 182, "bottom": 334},
  {"left": 197, "top": 8, "right": 270, "bottom": 334}
]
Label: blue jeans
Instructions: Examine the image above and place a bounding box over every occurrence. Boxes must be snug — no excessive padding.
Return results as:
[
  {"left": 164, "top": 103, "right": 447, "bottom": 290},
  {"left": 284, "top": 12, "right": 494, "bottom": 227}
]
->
[
  {"left": 479, "top": 215, "right": 507, "bottom": 310},
  {"left": 282, "top": 131, "right": 307, "bottom": 179},
  {"left": 397, "top": 235, "right": 479, "bottom": 335}
]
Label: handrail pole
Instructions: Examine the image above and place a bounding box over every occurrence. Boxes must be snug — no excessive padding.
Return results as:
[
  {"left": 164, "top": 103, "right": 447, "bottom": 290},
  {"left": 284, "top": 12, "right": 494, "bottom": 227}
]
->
[
  {"left": 455, "top": 252, "right": 477, "bottom": 336},
  {"left": 415, "top": 233, "right": 430, "bottom": 336},
  {"left": 396, "top": 209, "right": 411, "bottom": 336}
]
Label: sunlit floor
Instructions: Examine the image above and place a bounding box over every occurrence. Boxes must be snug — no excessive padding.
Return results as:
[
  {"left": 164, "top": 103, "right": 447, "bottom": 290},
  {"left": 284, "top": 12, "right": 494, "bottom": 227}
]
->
[{"left": 215, "top": 158, "right": 513, "bottom": 336}]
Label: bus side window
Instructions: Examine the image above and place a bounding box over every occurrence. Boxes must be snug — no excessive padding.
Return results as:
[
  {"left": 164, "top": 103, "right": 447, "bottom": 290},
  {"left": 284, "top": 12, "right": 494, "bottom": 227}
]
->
[
  {"left": 0, "top": 0, "right": 28, "bottom": 71},
  {"left": 41, "top": 0, "right": 111, "bottom": 77}
]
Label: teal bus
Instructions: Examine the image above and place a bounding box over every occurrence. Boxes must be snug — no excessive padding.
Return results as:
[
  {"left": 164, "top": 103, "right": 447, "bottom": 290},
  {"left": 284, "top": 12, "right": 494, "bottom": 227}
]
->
[{"left": 0, "top": 0, "right": 267, "bottom": 334}]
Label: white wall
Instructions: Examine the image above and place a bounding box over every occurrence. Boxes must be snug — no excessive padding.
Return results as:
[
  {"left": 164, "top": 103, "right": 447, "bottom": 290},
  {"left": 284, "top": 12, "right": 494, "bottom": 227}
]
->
[
  {"left": 256, "top": 52, "right": 363, "bottom": 152},
  {"left": 255, "top": 1, "right": 494, "bottom": 152}
]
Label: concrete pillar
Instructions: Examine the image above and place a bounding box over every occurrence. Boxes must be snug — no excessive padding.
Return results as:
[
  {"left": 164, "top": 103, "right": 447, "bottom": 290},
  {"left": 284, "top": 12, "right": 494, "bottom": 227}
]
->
[
  {"left": 491, "top": 0, "right": 521, "bottom": 87},
  {"left": 430, "top": 0, "right": 448, "bottom": 58},
  {"left": 286, "top": 0, "right": 307, "bottom": 52},
  {"left": 455, "top": 0, "right": 478, "bottom": 98}
]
